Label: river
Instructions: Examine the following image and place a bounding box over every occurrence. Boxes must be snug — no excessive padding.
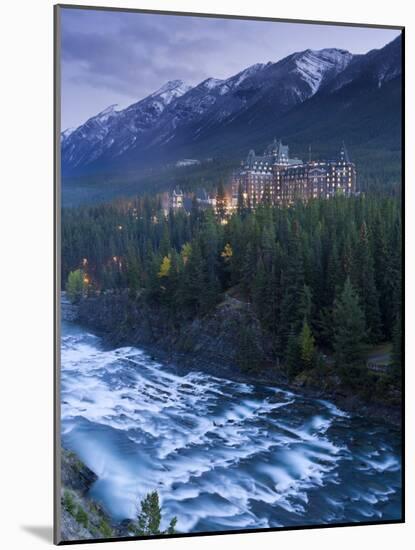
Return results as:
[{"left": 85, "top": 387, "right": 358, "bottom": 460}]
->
[{"left": 60, "top": 320, "right": 402, "bottom": 533}]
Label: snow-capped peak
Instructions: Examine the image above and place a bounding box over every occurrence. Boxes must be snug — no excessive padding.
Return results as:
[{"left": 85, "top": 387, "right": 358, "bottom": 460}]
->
[
  {"left": 92, "top": 104, "right": 120, "bottom": 124},
  {"left": 97, "top": 104, "right": 119, "bottom": 116},
  {"left": 61, "top": 127, "right": 76, "bottom": 141},
  {"left": 150, "top": 80, "right": 192, "bottom": 104},
  {"left": 201, "top": 78, "right": 225, "bottom": 90},
  {"left": 228, "top": 63, "right": 266, "bottom": 88},
  {"left": 293, "top": 48, "right": 353, "bottom": 94}
]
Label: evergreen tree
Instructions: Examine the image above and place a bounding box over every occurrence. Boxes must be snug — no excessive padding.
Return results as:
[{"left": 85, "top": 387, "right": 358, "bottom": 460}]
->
[
  {"left": 316, "top": 306, "right": 334, "bottom": 349},
  {"left": 199, "top": 211, "right": 221, "bottom": 313},
  {"left": 215, "top": 180, "right": 228, "bottom": 221},
  {"left": 241, "top": 241, "right": 257, "bottom": 296},
  {"left": 146, "top": 252, "right": 163, "bottom": 302},
  {"left": 285, "top": 330, "right": 302, "bottom": 379},
  {"left": 236, "top": 323, "right": 263, "bottom": 372},
  {"left": 132, "top": 491, "right": 177, "bottom": 537},
  {"left": 299, "top": 319, "right": 316, "bottom": 370},
  {"left": 126, "top": 254, "right": 141, "bottom": 295},
  {"left": 167, "top": 250, "right": 182, "bottom": 309},
  {"left": 180, "top": 240, "right": 205, "bottom": 315},
  {"left": 252, "top": 256, "right": 268, "bottom": 321},
  {"left": 332, "top": 278, "right": 366, "bottom": 384},
  {"left": 159, "top": 223, "right": 171, "bottom": 258},
  {"left": 325, "top": 242, "right": 342, "bottom": 307},
  {"left": 279, "top": 225, "right": 305, "bottom": 351},
  {"left": 220, "top": 243, "right": 233, "bottom": 288},
  {"left": 236, "top": 182, "right": 247, "bottom": 217},
  {"left": 298, "top": 284, "right": 313, "bottom": 323},
  {"left": 353, "top": 222, "right": 382, "bottom": 342}
]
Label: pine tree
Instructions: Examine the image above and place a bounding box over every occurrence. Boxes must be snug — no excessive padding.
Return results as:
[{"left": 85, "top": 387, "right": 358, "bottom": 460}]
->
[
  {"left": 227, "top": 214, "right": 245, "bottom": 286},
  {"left": 325, "top": 242, "right": 342, "bottom": 307},
  {"left": 216, "top": 180, "right": 227, "bottom": 221},
  {"left": 159, "top": 223, "right": 171, "bottom": 258},
  {"left": 136, "top": 491, "right": 161, "bottom": 535},
  {"left": 146, "top": 252, "right": 163, "bottom": 302},
  {"left": 199, "top": 211, "right": 221, "bottom": 313},
  {"left": 241, "top": 241, "right": 257, "bottom": 297},
  {"left": 354, "top": 222, "right": 382, "bottom": 342},
  {"left": 298, "top": 284, "right": 313, "bottom": 323},
  {"left": 220, "top": 243, "right": 233, "bottom": 289},
  {"left": 237, "top": 182, "right": 246, "bottom": 217},
  {"left": 181, "top": 240, "right": 204, "bottom": 315},
  {"left": 299, "top": 319, "right": 316, "bottom": 370},
  {"left": 285, "top": 330, "right": 302, "bottom": 379},
  {"left": 126, "top": 254, "right": 141, "bottom": 295},
  {"left": 252, "top": 256, "right": 269, "bottom": 322},
  {"left": 132, "top": 491, "right": 177, "bottom": 537},
  {"left": 236, "top": 323, "right": 263, "bottom": 372},
  {"left": 332, "top": 277, "right": 366, "bottom": 384},
  {"left": 180, "top": 242, "right": 192, "bottom": 265},
  {"left": 279, "top": 225, "right": 305, "bottom": 351}
]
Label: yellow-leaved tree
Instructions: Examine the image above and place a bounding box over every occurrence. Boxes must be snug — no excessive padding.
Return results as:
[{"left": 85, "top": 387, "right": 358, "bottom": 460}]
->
[{"left": 158, "top": 256, "right": 171, "bottom": 278}]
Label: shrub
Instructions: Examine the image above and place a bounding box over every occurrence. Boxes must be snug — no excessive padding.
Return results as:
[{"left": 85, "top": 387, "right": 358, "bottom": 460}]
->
[
  {"left": 99, "top": 518, "right": 113, "bottom": 538},
  {"left": 62, "top": 490, "right": 75, "bottom": 515},
  {"left": 131, "top": 491, "right": 177, "bottom": 536},
  {"left": 75, "top": 505, "right": 89, "bottom": 528}
]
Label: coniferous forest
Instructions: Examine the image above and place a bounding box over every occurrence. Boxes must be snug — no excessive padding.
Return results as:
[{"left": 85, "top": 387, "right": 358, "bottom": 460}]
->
[{"left": 62, "top": 192, "right": 402, "bottom": 403}]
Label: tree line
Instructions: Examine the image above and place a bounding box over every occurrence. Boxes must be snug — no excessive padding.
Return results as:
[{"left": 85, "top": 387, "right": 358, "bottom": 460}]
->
[{"left": 63, "top": 193, "right": 402, "bottom": 390}]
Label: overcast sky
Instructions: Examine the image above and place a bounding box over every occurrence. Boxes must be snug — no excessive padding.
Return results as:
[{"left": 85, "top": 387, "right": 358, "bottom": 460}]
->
[{"left": 60, "top": 7, "right": 401, "bottom": 130}]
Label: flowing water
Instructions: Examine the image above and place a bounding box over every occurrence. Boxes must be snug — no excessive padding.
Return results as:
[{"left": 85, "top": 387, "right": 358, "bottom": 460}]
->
[{"left": 61, "top": 320, "right": 402, "bottom": 533}]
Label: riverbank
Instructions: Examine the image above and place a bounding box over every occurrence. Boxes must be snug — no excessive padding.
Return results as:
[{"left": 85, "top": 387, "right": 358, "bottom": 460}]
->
[
  {"left": 62, "top": 291, "right": 401, "bottom": 426},
  {"left": 60, "top": 448, "right": 116, "bottom": 541}
]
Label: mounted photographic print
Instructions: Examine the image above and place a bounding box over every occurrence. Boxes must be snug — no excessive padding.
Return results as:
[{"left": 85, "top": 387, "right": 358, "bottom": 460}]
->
[{"left": 54, "top": 4, "right": 404, "bottom": 544}]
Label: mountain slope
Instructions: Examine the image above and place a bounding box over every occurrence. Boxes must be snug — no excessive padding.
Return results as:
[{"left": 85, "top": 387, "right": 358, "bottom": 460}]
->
[
  {"left": 323, "top": 34, "right": 402, "bottom": 93},
  {"left": 61, "top": 34, "right": 402, "bottom": 202},
  {"left": 61, "top": 79, "right": 191, "bottom": 169},
  {"left": 61, "top": 47, "right": 353, "bottom": 175}
]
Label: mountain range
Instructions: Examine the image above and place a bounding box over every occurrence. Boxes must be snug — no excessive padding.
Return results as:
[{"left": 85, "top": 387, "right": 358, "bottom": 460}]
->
[{"left": 61, "top": 34, "right": 402, "bottom": 202}]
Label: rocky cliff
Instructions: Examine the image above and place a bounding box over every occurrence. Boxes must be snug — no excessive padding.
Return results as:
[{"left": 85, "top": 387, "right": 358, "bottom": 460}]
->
[
  {"left": 60, "top": 448, "right": 115, "bottom": 542},
  {"left": 75, "top": 291, "right": 276, "bottom": 380}
]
